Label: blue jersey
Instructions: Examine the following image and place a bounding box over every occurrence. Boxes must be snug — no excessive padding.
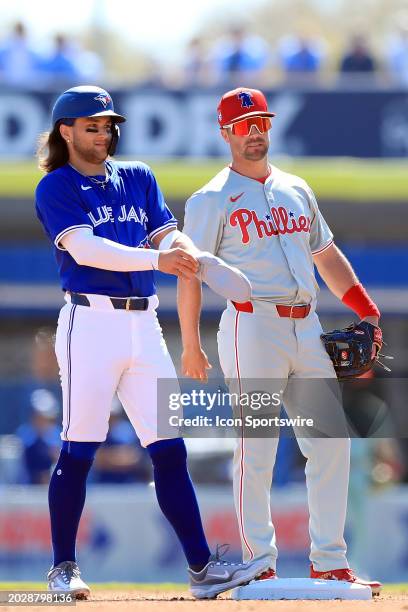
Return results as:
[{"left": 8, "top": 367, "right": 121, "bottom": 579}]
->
[{"left": 35, "top": 161, "right": 177, "bottom": 297}]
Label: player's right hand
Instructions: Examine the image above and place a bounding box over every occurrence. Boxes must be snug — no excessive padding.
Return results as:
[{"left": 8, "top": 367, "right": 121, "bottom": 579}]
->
[
  {"left": 181, "top": 347, "right": 212, "bottom": 382},
  {"left": 158, "top": 248, "right": 199, "bottom": 279}
]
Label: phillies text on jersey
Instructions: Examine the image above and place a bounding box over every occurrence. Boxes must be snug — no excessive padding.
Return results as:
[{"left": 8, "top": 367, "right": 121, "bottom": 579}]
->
[{"left": 183, "top": 165, "right": 333, "bottom": 305}]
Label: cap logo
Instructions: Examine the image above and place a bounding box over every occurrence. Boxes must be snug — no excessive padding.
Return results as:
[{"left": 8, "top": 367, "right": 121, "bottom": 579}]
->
[
  {"left": 94, "top": 93, "right": 111, "bottom": 108},
  {"left": 218, "top": 111, "right": 222, "bottom": 122},
  {"left": 238, "top": 91, "right": 254, "bottom": 109}
]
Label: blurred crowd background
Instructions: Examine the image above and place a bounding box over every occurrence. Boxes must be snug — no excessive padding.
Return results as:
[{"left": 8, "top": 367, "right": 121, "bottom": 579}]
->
[
  {"left": 2, "top": 4, "right": 408, "bottom": 90},
  {"left": 0, "top": 0, "right": 407, "bottom": 583},
  {"left": 1, "top": 324, "right": 406, "bottom": 489}
]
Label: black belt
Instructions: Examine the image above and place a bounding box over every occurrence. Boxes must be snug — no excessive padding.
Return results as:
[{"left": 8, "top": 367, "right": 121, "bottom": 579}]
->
[{"left": 70, "top": 292, "right": 149, "bottom": 311}]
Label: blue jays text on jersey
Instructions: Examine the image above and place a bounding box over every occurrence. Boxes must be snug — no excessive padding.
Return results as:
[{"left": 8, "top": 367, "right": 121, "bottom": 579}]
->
[{"left": 35, "top": 161, "right": 177, "bottom": 297}]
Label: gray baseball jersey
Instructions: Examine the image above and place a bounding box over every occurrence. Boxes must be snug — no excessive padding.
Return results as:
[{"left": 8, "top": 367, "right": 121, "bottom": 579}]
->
[
  {"left": 183, "top": 164, "right": 351, "bottom": 573},
  {"left": 183, "top": 165, "right": 333, "bottom": 305}
]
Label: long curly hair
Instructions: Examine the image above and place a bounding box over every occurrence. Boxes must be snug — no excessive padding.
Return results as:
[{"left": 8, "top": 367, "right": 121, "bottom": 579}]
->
[{"left": 36, "top": 121, "right": 69, "bottom": 174}]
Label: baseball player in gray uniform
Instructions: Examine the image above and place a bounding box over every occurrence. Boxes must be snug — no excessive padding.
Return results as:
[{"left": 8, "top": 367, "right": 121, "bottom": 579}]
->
[{"left": 179, "top": 87, "right": 382, "bottom": 595}]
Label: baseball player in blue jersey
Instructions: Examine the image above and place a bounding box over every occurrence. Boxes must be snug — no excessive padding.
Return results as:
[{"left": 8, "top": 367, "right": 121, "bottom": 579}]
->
[
  {"left": 35, "top": 85, "right": 268, "bottom": 599},
  {"left": 180, "top": 87, "right": 383, "bottom": 596}
]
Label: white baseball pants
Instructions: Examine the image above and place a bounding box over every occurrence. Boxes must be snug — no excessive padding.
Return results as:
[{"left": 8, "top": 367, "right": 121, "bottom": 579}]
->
[{"left": 55, "top": 294, "right": 178, "bottom": 447}]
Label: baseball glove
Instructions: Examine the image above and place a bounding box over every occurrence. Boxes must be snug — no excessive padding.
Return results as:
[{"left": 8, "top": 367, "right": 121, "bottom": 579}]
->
[{"left": 321, "top": 321, "right": 391, "bottom": 379}]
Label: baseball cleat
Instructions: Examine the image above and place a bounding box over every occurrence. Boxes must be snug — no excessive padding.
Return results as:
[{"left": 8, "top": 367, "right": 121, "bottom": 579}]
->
[
  {"left": 189, "top": 545, "right": 270, "bottom": 599},
  {"left": 255, "top": 567, "right": 277, "bottom": 580},
  {"left": 310, "top": 565, "right": 382, "bottom": 596},
  {"left": 47, "top": 561, "right": 90, "bottom": 600}
]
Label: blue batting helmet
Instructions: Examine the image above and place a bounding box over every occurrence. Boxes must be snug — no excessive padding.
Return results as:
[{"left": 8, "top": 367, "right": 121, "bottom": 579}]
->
[{"left": 51, "top": 85, "right": 126, "bottom": 126}]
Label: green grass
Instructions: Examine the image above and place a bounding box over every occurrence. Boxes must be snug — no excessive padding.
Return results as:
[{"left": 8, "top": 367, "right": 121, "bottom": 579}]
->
[
  {"left": 0, "top": 158, "right": 407, "bottom": 201},
  {"left": 0, "top": 582, "right": 407, "bottom": 594},
  {"left": 380, "top": 583, "right": 408, "bottom": 594}
]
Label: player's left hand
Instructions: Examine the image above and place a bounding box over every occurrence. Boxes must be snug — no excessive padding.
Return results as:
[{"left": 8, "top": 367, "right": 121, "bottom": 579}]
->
[
  {"left": 321, "top": 320, "right": 388, "bottom": 378},
  {"left": 360, "top": 317, "right": 381, "bottom": 359},
  {"left": 181, "top": 347, "right": 212, "bottom": 382}
]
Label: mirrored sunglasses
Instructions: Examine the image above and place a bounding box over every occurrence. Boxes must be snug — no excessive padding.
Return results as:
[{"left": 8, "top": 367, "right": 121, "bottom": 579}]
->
[{"left": 224, "top": 116, "right": 272, "bottom": 136}]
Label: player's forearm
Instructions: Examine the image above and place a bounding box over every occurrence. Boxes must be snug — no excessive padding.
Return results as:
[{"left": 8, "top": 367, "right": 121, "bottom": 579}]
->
[
  {"left": 172, "top": 233, "right": 201, "bottom": 255},
  {"left": 61, "top": 230, "right": 159, "bottom": 271},
  {"left": 155, "top": 228, "right": 201, "bottom": 256},
  {"left": 313, "top": 243, "right": 358, "bottom": 299},
  {"left": 314, "top": 242, "right": 380, "bottom": 321},
  {"left": 177, "top": 276, "right": 202, "bottom": 349}
]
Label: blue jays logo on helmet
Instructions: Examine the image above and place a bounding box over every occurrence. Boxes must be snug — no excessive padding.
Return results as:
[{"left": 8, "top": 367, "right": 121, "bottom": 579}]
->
[
  {"left": 238, "top": 92, "right": 254, "bottom": 109},
  {"left": 94, "top": 93, "right": 111, "bottom": 108},
  {"left": 51, "top": 85, "right": 126, "bottom": 127}
]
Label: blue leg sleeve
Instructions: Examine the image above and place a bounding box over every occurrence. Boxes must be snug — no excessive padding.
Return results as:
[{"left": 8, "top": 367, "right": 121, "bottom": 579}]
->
[
  {"left": 49, "top": 442, "right": 101, "bottom": 566},
  {"left": 147, "top": 438, "right": 210, "bottom": 567}
]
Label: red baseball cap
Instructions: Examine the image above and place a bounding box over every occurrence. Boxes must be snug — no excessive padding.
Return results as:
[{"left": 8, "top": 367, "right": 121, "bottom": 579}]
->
[{"left": 217, "top": 88, "right": 276, "bottom": 127}]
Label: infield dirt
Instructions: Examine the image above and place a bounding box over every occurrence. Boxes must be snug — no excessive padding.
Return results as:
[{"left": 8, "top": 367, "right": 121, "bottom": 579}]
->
[{"left": 2, "top": 589, "right": 407, "bottom": 612}]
